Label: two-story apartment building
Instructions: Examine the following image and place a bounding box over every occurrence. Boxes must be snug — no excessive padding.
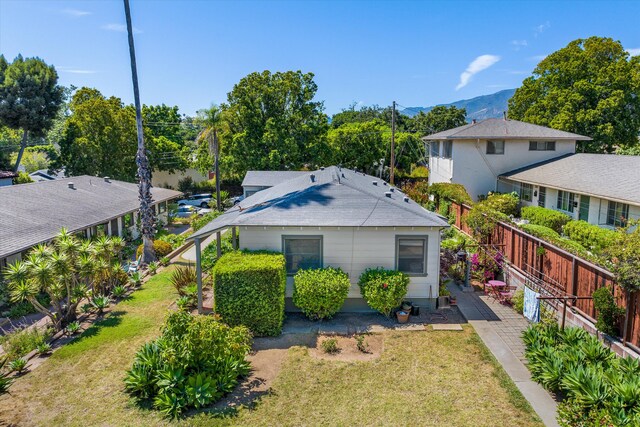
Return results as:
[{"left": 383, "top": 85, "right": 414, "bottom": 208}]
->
[
  {"left": 498, "top": 154, "right": 640, "bottom": 228},
  {"left": 424, "top": 117, "right": 591, "bottom": 201}
]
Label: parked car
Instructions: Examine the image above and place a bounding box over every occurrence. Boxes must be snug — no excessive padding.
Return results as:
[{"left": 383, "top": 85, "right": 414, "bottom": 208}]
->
[
  {"left": 230, "top": 195, "right": 245, "bottom": 205},
  {"left": 196, "top": 208, "right": 212, "bottom": 216},
  {"left": 177, "top": 194, "right": 212, "bottom": 208},
  {"left": 171, "top": 205, "right": 198, "bottom": 218}
]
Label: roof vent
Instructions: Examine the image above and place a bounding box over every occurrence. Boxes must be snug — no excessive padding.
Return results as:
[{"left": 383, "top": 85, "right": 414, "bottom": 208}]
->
[
  {"left": 320, "top": 166, "right": 325, "bottom": 171},
  {"left": 503, "top": 111, "right": 507, "bottom": 120},
  {"left": 403, "top": 196, "right": 409, "bottom": 202},
  {"left": 372, "top": 181, "right": 378, "bottom": 186},
  {"left": 68, "top": 182, "right": 75, "bottom": 190},
  {"left": 384, "top": 192, "right": 392, "bottom": 198},
  {"left": 341, "top": 173, "right": 345, "bottom": 178},
  {"left": 104, "top": 176, "right": 111, "bottom": 183},
  {"left": 472, "top": 119, "right": 477, "bottom": 124},
  {"left": 310, "top": 173, "right": 316, "bottom": 183},
  {"left": 383, "top": 181, "right": 387, "bottom": 186},
  {"left": 390, "top": 187, "right": 395, "bottom": 192}
]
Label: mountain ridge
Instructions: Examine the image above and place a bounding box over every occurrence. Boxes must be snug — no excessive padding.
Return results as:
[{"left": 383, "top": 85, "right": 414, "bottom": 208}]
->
[{"left": 402, "top": 88, "right": 517, "bottom": 122}]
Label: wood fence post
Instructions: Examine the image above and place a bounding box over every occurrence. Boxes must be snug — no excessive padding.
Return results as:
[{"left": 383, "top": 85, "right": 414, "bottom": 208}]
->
[{"left": 571, "top": 257, "right": 578, "bottom": 300}]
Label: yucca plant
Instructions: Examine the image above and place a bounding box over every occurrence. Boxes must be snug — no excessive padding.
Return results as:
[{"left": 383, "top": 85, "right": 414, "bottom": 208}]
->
[
  {"left": 9, "top": 358, "right": 28, "bottom": 374},
  {"left": 92, "top": 295, "right": 110, "bottom": 314}
]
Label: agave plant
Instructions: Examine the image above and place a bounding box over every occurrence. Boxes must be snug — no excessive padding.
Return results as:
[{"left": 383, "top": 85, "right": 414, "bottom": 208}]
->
[
  {"left": 170, "top": 265, "right": 197, "bottom": 297},
  {"left": 9, "top": 358, "right": 28, "bottom": 374},
  {"left": 160, "top": 256, "right": 170, "bottom": 267},
  {"left": 92, "top": 295, "right": 110, "bottom": 314},
  {"left": 148, "top": 261, "right": 159, "bottom": 275},
  {"left": 129, "top": 272, "right": 142, "bottom": 287},
  {"left": 81, "top": 303, "right": 93, "bottom": 314},
  {"left": 112, "top": 285, "right": 127, "bottom": 299},
  {"left": 0, "top": 357, "right": 13, "bottom": 394},
  {"left": 66, "top": 321, "right": 81, "bottom": 335},
  {"left": 36, "top": 342, "right": 52, "bottom": 355}
]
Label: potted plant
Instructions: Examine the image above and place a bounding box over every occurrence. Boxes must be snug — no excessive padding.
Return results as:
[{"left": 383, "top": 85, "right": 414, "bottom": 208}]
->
[
  {"left": 438, "top": 286, "right": 451, "bottom": 308},
  {"left": 396, "top": 309, "right": 410, "bottom": 323},
  {"left": 401, "top": 301, "right": 413, "bottom": 312}
]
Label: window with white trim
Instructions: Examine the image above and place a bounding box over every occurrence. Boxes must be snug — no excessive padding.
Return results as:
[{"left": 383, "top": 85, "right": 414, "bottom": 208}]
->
[
  {"left": 429, "top": 141, "right": 440, "bottom": 158},
  {"left": 283, "top": 236, "right": 322, "bottom": 274},
  {"left": 606, "top": 201, "right": 629, "bottom": 227},
  {"left": 556, "top": 190, "right": 575, "bottom": 213},
  {"left": 441, "top": 141, "right": 452, "bottom": 159},
  {"left": 486, "top": 140, "right": 505, "bottom": 155},
  {"left": 520, "top": 183, "right": 533, "bottom": 202},
  {"left": 529, "top": 141, "right": 556, "bottom": 151},
  {"left": 538, "top": 187, "right": 546, "bottom": 207},
  {"left": 396, "top": 236, "right": 428, "bottom": 275}
]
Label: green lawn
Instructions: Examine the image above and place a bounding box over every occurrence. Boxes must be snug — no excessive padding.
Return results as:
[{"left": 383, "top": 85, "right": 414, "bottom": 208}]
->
[{"left": 0, "top": 268, "right": 543, "bottom": 427}]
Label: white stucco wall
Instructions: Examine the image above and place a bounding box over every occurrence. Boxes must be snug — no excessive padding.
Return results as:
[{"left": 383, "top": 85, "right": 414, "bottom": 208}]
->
[
  {"left": 429, "top": 139, "right": 575, "bottom": 201},
  {"left": 239, "top": 226, "right": 442, "bottom": 300},
  {"left": 152, "top": 168, "right": 209, "bottom": 189}
]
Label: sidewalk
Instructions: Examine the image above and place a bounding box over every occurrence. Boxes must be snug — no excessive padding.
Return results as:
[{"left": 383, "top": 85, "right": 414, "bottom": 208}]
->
[{"left": 449, "top": 283, "right": 560, "bottom": 427}]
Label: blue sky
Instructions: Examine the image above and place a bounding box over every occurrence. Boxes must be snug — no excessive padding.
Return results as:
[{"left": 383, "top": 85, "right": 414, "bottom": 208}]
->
[{"left": 1, "top": 0, "right": 639, "bottom": 116}]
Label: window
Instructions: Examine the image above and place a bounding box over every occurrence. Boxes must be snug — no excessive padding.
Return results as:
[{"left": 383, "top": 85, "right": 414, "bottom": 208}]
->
[
  {"left": 159, "top": 201, "right": 167, "bottom": 213},
  {"left": 282, "top": 236, "right": 322, "bottom": 274},
  {"left": 486, "top": 140, "right": 505, "bottom": 155},
  {"left": 429, "top": 141, "right": 440, "bottom": 158},
  {"left": 557, "top": 190, "right": 575, "bottom": 213},
  {"left": 538, "top": 187, "right": 546, "bottom": 207},
  {"left": 441, "top": 141, "right": 452, "bottom": 159},
  {"left": 529, "top": 141, "right": 556, "bottom": 151},
  {"left": 396, "top": 236, "right": 428, "bottom": 275},
  {"left": 606, "top": 201, "right": 629, "bottom": 227},
  {"left": 520, "top": 183, "right": 533, "bottom": 202}
]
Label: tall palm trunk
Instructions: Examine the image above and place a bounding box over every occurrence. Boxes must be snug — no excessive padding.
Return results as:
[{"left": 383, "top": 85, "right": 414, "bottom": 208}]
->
[
  {"left": 213, "top": 129, "right": 221, "bottom": 211},
  {"left": 124, "top": 0, "right": 156, "bottom": 263}
]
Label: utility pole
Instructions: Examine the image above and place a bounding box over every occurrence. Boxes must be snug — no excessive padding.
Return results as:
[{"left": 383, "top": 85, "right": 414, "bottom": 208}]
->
[{"left": 390, "top": 101, "right": 396, "bottom": 185}]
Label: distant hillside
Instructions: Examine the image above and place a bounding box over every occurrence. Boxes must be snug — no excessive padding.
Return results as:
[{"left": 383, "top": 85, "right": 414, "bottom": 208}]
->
[{"left": 402, "top": 88, "right": 517, "bottom": 122}]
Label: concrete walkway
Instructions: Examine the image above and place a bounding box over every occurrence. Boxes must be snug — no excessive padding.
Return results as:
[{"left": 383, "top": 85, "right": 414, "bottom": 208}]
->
[
  {"left": 449, "top": 283, "right": 560, "bottom": 427},
  {"left": 181, "top": 228, "right": 227, "bottom": 261}
]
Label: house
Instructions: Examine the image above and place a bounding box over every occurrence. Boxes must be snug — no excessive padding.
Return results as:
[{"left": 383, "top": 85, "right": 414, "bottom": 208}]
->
[
  {"left": 0, "top": 176, "right": 182, "bottom": 268},
  {"left": 190, "top": 166, "right": 449, "bottom": 312},
  {"left": 498, "top": 154, "right": 640, "bottom": 228},
  {"left": 241, "top": 170, "right": 309, "bottom": 197},
  {"left": 28, "top": 168, "right": 66, "bottom": 182},
  {"left": 0, "top": 171, "right": 18, "bottom": 187},
  {"left": 423, "top": 117, "right": 591, "bottom": 201},
  {"left": 152, "top": 168, "right": 211, "bottom": 190}
]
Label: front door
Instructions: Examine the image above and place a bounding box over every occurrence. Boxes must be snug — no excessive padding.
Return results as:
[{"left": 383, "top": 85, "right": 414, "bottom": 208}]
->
[{"left": 579, "top": 196, "right": 590, "bottom": 221}]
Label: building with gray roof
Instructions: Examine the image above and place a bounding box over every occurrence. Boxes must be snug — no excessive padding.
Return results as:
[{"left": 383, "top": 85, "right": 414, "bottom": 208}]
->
[
  {"left": 422, "top": 117, "right": 591, "bottom": 201},
  {"left": 190, "top": 166, "right": 449, "bottom": 312},
  {"left": 241, "top": 170, "right": 309, "bottom": 197},
  {"left": 498, "top": 153, "right": 640, "bottom": 228},
  {"left": 0, "top": 175, "right": 181, "bottom": 267}
]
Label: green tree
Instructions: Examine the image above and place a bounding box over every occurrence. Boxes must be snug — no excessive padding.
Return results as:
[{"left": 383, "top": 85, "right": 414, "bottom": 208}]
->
[
  {"left": 508, "top": 37, "right": 640, "bottom": 153},
  {"left": 142, "top": 104, "right": 182, "bottom": 144},
  {"left": 413, "top": 105, "right": 467, "bottom": 136},
  {"left": 327, "top": 120, "right": 389, "bottom": 174},
  {"left": 221, "top": 71, "right": 329, "bottom": 178},
  {"left": 195, "top": 105, "right": 224, "bottom": 210},
  {"left": 0, "top": 55, "right": 64, "bottom": 171}
]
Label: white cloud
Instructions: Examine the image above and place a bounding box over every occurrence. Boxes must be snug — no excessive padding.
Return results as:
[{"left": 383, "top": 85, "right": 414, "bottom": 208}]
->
[
  {"left": 58, "top": 67, "right": 96, "bottom": 74},
  {"left": 534, "top": 21, "right": 550, "bottom": 37},
  {"left": 102, "top": 23, "right": 142, "bottom": 34},
  {"left": 511, "top": 40, "right": 528, "bottom": 50},
  {"left": 62, "top": 8, "right": 91, "bottom": 17},
  {"left": 627, "top": 48, "right": 640, "bottom": 57},
  {"left": 455, "top": 54, "right": 501, "bottom": 90}
]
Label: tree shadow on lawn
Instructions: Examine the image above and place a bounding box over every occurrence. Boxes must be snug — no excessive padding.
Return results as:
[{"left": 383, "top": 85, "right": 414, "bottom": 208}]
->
[{"left": 61, "top": 311, "right": 126, "bottom": 345}]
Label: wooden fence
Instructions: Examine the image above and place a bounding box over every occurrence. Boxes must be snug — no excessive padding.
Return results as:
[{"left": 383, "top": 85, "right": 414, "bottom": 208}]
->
[{"left": 450, "top": 202, "right": 640, "bottom": 350}]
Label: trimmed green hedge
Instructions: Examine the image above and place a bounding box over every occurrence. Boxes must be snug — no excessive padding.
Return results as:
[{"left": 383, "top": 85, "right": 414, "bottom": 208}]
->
[
  {"left": 483, "top": 192, "right": 519, "bottom": 216},
  {"left": 358, "top": 268, "right": 409, "bottom": 317},
  {"left": 563, "top": 220, "right": 617, "bottom": 254},
  {"left": 428, "top": 182, "right": 472, "bottom": 205},
  {"left": 521, "top": 206, "right": 571, "bottom": 233},
  {"left": 520, "top": 223, "right": 590, "bottom": 256},
  {"left": 212, "top": 251, "right": 286, "bottom": 336},
  {"left": 293, "top": 267, "right": 350, "bottom": 320}
]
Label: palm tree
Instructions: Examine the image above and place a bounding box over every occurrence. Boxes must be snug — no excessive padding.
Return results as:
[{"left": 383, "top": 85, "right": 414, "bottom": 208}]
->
[
  {"left": 196, "top": 105, "right": 223, "bottom": 211},
  {"left": 124, "top": 0, "right": 156, "bottom": 263}
]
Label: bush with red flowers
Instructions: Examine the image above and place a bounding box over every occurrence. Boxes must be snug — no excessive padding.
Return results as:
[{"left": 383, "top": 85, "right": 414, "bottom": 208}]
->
[{"left": 358, "top": 268, "right": 409, "bottom": 317}]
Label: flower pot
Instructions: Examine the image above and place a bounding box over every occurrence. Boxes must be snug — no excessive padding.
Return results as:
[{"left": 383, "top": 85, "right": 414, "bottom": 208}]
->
[
  {"left": 449, "top": 296, "right": 457, "bottom": 305},
  {"left": 437, "top": 296, "right": 450, "bottom": 309},
  {"left": 396, "top": 310, "right": 410, "bottom": 324}
]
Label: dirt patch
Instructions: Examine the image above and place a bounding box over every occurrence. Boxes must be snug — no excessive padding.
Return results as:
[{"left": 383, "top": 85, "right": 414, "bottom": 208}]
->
[{"left": 310, "top": 334, "right": 383, "bottom": 362}]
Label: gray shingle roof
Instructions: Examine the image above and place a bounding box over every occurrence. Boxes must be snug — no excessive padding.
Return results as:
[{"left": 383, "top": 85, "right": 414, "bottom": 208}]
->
[
  {"left": 423, "top": 118, "right": 591, "bottom": 141},
  {"left": 500, "top": 154, "right": 640, "bottom": 205},
  {"left": 0, "top": 176, "right": 182, "bottom": 258},
  {"left": 241, "top": 170, "right": 309, "bottom": 187},
  {"left": 191, "top": 167, "right": 448, "bottom": 240}
]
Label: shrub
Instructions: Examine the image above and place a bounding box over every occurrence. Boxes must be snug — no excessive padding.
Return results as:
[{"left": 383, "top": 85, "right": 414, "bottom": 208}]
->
[
  {"left": 464, "top": 203, "right": 510, "bottom": 241},
  {"left": 36, "top": 342, "right": 52, "bottom": 355},
  {"left": 483, "top": 192, "right": 519, "bottom": 216},
  {"left": 321, "top": 338, "right": 340, "bottom": 354},
  {"left": 358, "top": 268, "right": 409, "bottom": 317},
  {"left": 124, "top": 310, "right": 251, "bottom": 418},
  {"left": 155, "top": 233, "right": 187, "bottom": 250},
  {"left": 9, "top": 358, "right": 27, "bottom": 374},
  {"left": 66, "top": 321, "right": 81, "bottom": 335},
  {"left": 427, "top": 182, "right": 473, "bottom": 205},
  {"left": 400, "top": 180, "right": 430, "bottom": 205},
  {"left": 213, "top": 251, "right": 286, "bottom": 336},
  {"left": 0, "top": 357, "right": 13, "bottom": 394},
  {"left": 355, "top": 335, "right": 369, "bottom": 353},
  {"left": 170, "top": 265, "right": 197, "bottom": 307},
  {"left": 201, "top": 234, "right": 234, "bottom": 271},
  {"left": 592, "top": 287, "right": 625, "bottom": 336},
  {"left": 293, "top": 267, "right": 350, "bottom": 320},
  {"left": 438, "top": 199, "right": 451, "bottom": 218},
  {"left": 148, "top": 261, "right": 159, "bottom": 275},
  {"left": 511, "top": 288, "right": 524, "bottom": 314},
  {"left": 520, "top": 223, "right": 594, "bottom": 259},
  {"left": 563, "top": 220, "right": 617, "bottom": 254},
  {"left": 520, "top": 206, "right": 571, "bottom": 233},
  {"left": 92, "top": 295, "right": 110, "bottom": 314},
  {"left": 136, "top": 240, "right": 173, "bottom": 259},
  {"left": 111, "top": 285, "right": 127, "bottom": 299},
  {"left": 190, "top": 210, "right": 222, "bottom": 232},
  {"left": 0, "top": 327, "right": 51, "bottom": 361}
]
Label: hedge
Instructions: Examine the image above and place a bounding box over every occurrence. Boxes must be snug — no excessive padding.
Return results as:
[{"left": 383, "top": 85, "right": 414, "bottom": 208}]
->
[
  {"left": 519, "top": 223, "right": 591, "bottom": 256},
  {"left": 482, "top": 192, "right": 519, "bottom": 216},
  {"left": 212, "top": 251, "right": 286, "bottom": 336},
  {"left": 520, "top": 206, "right": 571, "bottom": 233},
  {"left": 563, "top": 220, "right": 617, "bottom": 254},
  {"left": 358, "top": 268, "right": 409, "bottom": 317},
  {"left": 427, "top": 182, "right": 472, "bottom": 205},
  {"left": 293, "top": 267, "right": 350, "bottom": 320},
  {"left": 136, "top": 239, "right": 173, "bottom": 259}
]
